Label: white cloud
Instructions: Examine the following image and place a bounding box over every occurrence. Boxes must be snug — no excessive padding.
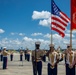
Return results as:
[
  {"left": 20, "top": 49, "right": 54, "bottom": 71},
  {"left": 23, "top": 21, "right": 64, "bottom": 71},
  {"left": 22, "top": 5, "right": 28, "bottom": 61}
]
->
[
  {"left": 44, "top": 33, "right": 51, "bottom": 38},
  {"left": 53, "top": 34, "right": 62, "bottom": 39},
  {"left": 32, "top": 11, "right": 51, "bottom": 19},
  {"left": 1, "top": 38, "right": 8, "bottom": 44},
  {"left": 65, "top": 29, "right": 76, "bottom": 34},
  {"left": 32, "top": 11, "right": 51, "bottom": 27},
  {"left": 39, "top": 19, "right": 50, "bottom": 27},
  {"left": 11, "top": 32, "right": 15, "bottom": 35},
  {"left": 22, "top": 36, "right": 50, "bottom": 49},
  {"left": 39, "top": 19, "right": 48, "bottom": 26},
  {"left": 65, "top": 34, "right": 70, "bottom": 37},
  {"left": 11, "top": 32, "right": 18, "bottom": 35},
  {"left": 72, "top": 30, "right": 76, "bottom": 33},
  {"left": 65, "top": 33, "right": 75, "bottom": 37},
  {"left": 31, "top": 33, "right": 43, "bottom": 36},
  {"left": 0, "top": 29, "right": 5, "bottom": 33},
  {"left": 44, "top": 33, "right": 62, "bottom": 39},
  {"left": 0, "top": 38, "right": 22, "bottom": 49},
  {"left": 11, "top": 32, "right": 25, "bottom": 36},
  {"left": 64, "top": 29, "right": 76, "bottom": 37},
  {"left": 63, "top": 39, "right": 70, "bottom": 44},
  {"left": 52, "top": 34, "right": 63, "bottom": 46},
  {"left": 0, "top": 34, "right": 76, "bottom": 49},
  {"left": 19, "top": 33, "right": 25, "bottom": 36},
  {"left": 20, "top": 33, "right": 76, "bottom": 50},
  {"left": 13, "top": 38, "right": 21, "bottom": 45},
  {"left": 23, "top": 36, "right": 33, "bottom": 42}
]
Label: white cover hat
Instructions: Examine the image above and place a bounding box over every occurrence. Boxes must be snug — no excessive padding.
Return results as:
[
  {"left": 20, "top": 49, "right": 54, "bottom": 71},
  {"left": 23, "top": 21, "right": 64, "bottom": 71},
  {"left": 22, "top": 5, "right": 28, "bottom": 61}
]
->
[
  {"left": 49, "top": 44, "right": 54, "bottom": 47},
  {"left": 35, "top": 41, "right": 41, "bottom": 45},
  {"left": 3, "top": 47, "right": 7, "bottom": 49}
]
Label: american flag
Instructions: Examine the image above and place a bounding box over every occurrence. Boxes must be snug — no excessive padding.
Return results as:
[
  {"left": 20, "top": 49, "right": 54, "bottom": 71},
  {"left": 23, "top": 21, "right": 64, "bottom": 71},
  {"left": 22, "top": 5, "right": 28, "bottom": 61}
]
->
[{"left": 51, "top": 0, "right": 70, "bottom": 37}]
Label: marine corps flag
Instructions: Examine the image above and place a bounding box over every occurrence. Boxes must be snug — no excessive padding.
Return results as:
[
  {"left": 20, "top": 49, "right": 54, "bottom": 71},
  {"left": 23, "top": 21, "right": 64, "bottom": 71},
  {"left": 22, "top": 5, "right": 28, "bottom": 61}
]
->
[{"left": 71, "top": 0, "right": 76, "bottom": 30}]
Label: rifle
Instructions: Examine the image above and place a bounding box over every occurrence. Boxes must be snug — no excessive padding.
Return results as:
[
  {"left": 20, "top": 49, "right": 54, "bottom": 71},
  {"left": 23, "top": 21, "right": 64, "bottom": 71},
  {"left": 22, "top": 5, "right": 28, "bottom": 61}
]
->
[
  {"left": 32, "top": 49, "right": 37, "bottom": 75},
  {"left": 34, "top": 49, "right": 37, "bottom": 75}
]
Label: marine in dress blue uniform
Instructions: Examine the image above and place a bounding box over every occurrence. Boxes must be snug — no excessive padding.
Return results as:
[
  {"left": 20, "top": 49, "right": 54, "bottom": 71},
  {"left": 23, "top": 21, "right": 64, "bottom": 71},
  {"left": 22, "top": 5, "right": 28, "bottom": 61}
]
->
[
  {"left": 42, "top": 50, "right": 46, "bottom": 62},
  {"left": 27, "top": 50, "right": 30, "bottom": 62},
  {"left": 64, "top": 44, "right": 75, "bottom": 75},
  {"left": 32, "top": 41, "right": 44, "bottom": 75},
  {"left": 0, "top": 51, "right": 3, "bottom": 61},
  {"left": 20, "top": 50, "right": 23, "bottom": 61},
  {"left": 24, "top": 50, "right": 27, "bottom": 60},
  {"left": 10, "top": 51, "right": 13, "bottom": 61},
  {"left": 46, "top": 44, "right": 59, "bottom": 75},
  {"left": 1, "top": 52, "right": 3, "bottom": 61},
  {"left": 2, "top": 47, "right": 9, "bottom": 69}
]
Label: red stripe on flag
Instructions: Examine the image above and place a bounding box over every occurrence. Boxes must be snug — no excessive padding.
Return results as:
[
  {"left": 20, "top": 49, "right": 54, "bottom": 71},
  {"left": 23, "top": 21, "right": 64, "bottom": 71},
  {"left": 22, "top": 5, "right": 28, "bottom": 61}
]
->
[
  {"left": 52, "top": 27, "right": 65, "bottom": 37},
  {"left": 60, "top": 12, "right": 70, "bottom": 23},
  {"left": 52, "top": 16, "right": 67, "bottom": 27},
  {"left": 51, "top": 22, "right": 65, "bottom": 30},
  {"left": 51, "top": 0, "right": 70, "bottom": 37}
]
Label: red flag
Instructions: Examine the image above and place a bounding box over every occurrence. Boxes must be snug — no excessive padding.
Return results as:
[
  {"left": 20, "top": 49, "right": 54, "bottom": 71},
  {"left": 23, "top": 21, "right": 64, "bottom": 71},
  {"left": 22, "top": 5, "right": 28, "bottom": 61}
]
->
[
  {"left": 71, "top": 0, "right": 76, "bottom": 30},
  {"left": 51, "top": 0, "right": 70, "bottom": 37}
]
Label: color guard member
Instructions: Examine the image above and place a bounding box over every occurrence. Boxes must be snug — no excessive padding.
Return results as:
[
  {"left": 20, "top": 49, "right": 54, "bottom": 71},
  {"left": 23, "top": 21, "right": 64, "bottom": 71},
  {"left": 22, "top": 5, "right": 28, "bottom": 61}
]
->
[
  {"left": 64, "top": 44, "right": 75, "bottom": 75},
  {"left": 47, "top": 44, "right": 59, "bottom": 75},
  {"left": 32, "top": 41, "right": 44, "bottom": 75}
]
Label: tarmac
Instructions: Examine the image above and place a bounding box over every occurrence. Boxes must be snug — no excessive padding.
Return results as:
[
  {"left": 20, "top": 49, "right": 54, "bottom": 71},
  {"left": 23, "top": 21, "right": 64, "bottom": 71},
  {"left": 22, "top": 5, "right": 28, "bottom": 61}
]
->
[{"left": 0, "top": 53, "right": 75, "bottom": 75}]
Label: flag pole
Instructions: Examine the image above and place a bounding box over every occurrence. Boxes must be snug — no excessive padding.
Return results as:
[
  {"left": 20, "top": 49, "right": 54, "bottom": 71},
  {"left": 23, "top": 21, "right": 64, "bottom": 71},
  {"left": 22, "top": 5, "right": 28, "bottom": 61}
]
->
[
  {"left": 70, "top": 0, "right": 72, "bottom": 49},
  {"left": 51, "top": 30, "right": 53, "bottom": 45},
  {"left": 70, "top": 30, "right": 72, "bottom": 48},
  {"left": 70, "top": 30, "right": 72, "bottom": 49},
  {"left": 51, "top": 0, "right": 53, "bottom": 45}
]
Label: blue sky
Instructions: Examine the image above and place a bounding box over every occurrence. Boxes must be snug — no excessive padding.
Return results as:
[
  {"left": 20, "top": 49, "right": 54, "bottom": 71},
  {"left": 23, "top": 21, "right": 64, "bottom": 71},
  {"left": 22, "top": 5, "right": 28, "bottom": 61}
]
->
[{"left": 0, "top": 0, "right": 76, "bottom": 50}]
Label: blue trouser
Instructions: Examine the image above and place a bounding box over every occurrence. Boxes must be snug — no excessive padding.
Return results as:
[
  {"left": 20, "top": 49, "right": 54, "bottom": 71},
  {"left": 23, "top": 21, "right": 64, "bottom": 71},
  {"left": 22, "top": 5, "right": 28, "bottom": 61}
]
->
[
  {"left": 43, "top": 55, "right": 46, "bottom": 62},
  {"left": 3, "top": 57, "right": 7, "bottom": 69},
  {"left": 48, "top": 63, "right": 57, "bottom": 75},
  {"left": 27, "top": 54, "right": 30, "bottom": 61},
  {"left": 10, "top": 55, "right": 13, "bottom": 61},
  {"left": 33, "top": 61, "right": 42, "bottom": 75},
  {"left": 20, "top": 55, "right": 23, "bottom": 61},
  {"left": 1, "top": 54, "right": 3, "bottom": 61},
  {"left": 26, "top": 54, "right": 27, "bottom": 60},
  {"left": 25, "top": 54, "right": 26, "bottom": 60},
  {"left": 66, "top": 64, "right": 75, "bottom": 75}
]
